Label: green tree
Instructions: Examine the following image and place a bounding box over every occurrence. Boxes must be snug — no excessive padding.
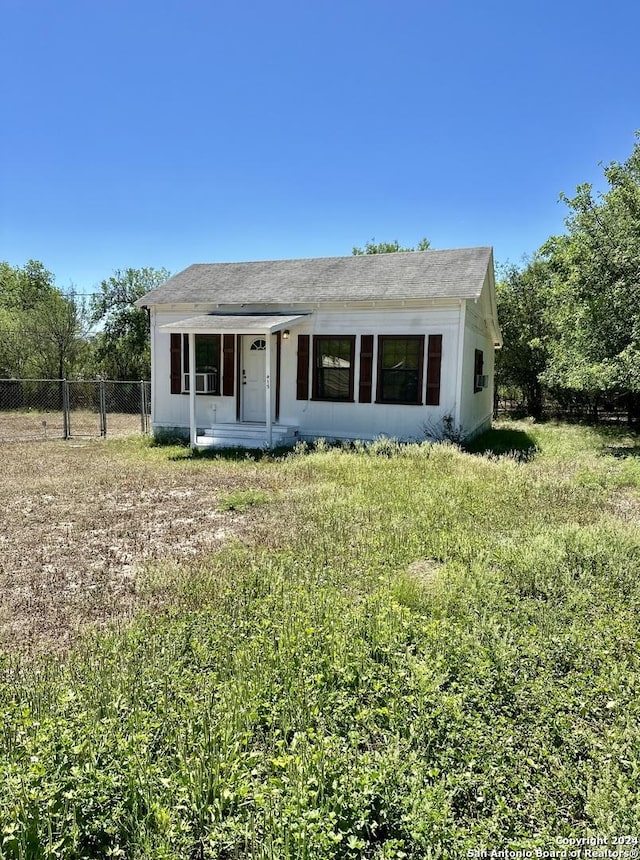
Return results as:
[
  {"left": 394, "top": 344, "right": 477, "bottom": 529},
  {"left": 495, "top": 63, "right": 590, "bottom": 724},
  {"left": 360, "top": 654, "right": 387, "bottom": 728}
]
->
[
  {"left": 352, "top": 237, "right": 431, "bottom": 255},
  {"left": 24, "top": 290, "right": 90, "bottom": 379},
  {"left": 541, "top": 136, "right": 640, "bottom": 421},
  {"left": 91, "top": 267, "right": 169, "bottom": 379},
  {"left": 0, "top": 259, "right": 57, "bottom": 312},
  {"left": 0, "top": 261, "right": 88, "bottom": 378},
  {"left": 495, "top": 259, "right": 554, "bottom": 419},
  {"left": 0, "top": 306, "right": 24, "bottom": 376}
]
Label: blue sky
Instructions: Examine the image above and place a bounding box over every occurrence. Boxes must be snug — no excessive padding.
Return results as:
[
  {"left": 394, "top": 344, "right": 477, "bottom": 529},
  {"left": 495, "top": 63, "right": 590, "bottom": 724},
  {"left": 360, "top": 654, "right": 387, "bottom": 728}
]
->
[{"left": 1, "top": 0, "right": 639, "bottom": 293}]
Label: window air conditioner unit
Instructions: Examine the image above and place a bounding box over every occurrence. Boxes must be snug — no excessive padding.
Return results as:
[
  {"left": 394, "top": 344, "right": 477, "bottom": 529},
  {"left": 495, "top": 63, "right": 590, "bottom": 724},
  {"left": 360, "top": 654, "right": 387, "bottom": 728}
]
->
[
  {"left": 183, "top": 372, "right": 217, "bottom": 393},
  {"left": 475, "top": 374, "right": 489, "bottom": 390}
]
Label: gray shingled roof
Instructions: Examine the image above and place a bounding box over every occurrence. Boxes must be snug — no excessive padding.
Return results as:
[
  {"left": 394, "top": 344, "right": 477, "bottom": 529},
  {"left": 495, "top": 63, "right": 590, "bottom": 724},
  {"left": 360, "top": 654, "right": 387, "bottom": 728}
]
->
[
  {"left": 159, "top": 313, "right": 309, "bottom": 333},
  {"left": 135, "top": 247, "right": 493, "bottom": 307}
]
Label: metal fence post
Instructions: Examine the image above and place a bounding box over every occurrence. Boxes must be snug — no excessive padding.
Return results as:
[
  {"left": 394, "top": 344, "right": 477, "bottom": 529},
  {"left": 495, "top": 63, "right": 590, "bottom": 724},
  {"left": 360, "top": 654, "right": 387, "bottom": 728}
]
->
[
  {"left": 99, "top": 380, "right": 107, "bottom": 437},
  {"left": 140, "top": 379, "right": 146, "bottom": 434},
  {"left": 62, "top": 379, "right": 70, "bottom": 439}
]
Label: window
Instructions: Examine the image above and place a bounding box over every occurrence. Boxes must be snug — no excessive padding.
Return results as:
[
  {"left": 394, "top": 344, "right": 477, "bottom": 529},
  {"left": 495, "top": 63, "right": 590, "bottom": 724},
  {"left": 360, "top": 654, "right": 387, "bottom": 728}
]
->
[
  {"left": 183, "top": 334, "right": 221, "bottom": 394},
  {"left": 474, "top": 348, "right": 484, "bottom": 393},
  {"left": 312, "top": 336, "right": 355, "bottom": 401},
  {"left": 376, "top": 335, "right": 424, "bottom": 404}
]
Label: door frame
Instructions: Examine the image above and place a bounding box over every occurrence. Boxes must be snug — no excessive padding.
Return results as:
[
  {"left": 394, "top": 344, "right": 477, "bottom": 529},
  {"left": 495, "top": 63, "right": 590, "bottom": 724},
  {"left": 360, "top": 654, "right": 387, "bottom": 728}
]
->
[
  {"left": 235, "top": 333, "right": 282, "bottom": 426},
  {"left": 241, "top": 335, "right": 267, "bottom": 422}
]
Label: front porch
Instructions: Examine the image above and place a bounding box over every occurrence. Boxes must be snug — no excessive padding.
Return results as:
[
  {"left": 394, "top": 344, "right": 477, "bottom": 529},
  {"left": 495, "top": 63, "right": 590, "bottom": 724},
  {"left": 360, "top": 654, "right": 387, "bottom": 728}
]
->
[
  {"left": 159, "top": 311, "right": 309, "bottom": 449},
  {"left": 196, "top": 422, "right": 299, "bottom": 449}
]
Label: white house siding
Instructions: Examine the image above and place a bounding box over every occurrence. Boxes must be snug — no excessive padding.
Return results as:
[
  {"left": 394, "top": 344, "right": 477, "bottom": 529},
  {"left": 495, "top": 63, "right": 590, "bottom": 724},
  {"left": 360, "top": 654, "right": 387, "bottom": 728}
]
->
[
  {"left": 150, "top": 307, "right": 248, "bottom": 432},
  {"left": 459, "top": 288, "right": 496, "bottom": 439},
  {"left": 150, "top": 303, "right": 464, "bottom": 442},
  {"left": 279, "top": 306, "right": 460, "bottom": 442}
]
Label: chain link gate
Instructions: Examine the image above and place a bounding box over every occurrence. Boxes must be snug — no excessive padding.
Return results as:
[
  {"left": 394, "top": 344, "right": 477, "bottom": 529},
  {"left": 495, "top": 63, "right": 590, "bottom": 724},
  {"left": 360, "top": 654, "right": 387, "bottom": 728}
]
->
[
  {"left": 0, "top": 379, "right": 151, "bottom": 442},
  {"left": 101, "top": 380, "right": 151, "bottom": 437}
]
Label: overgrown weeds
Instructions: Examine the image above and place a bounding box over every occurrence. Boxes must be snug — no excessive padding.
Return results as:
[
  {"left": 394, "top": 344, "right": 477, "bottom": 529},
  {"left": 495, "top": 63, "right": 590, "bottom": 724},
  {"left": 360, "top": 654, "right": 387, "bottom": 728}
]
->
[{"left": 0, "top": 422, "right": 638, "bottom": 856}]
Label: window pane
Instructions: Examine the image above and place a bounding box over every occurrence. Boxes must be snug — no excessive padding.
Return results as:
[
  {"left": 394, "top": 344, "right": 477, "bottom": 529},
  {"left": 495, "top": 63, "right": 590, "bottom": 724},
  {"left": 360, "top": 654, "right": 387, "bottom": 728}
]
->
[
  {"left": 318, "top": 339, "right": 351, "bottom": 369},
  {"left": 382, "top": 339, "right": 419, "bottom": 369},
  {"left": 195, "top": 335, "right": 219, "bottom": 372},
  {"left": 318, "top": 368, "right": 350, "bottom": 398},
  {"left": 315, "top": 337, "right": 353, "bottom": 399},
  {"left": 378, "top": 337, "right": 422, "bottom": 403},
  {"left": 381, "top": 369, "right": 419, "bottom": 402}
]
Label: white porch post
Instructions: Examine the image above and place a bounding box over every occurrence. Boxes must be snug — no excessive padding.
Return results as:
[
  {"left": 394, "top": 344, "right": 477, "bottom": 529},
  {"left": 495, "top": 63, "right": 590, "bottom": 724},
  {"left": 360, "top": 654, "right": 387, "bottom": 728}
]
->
[
  {"left": 188, "top": 332, "right": 196, "bottom": 448},
  {"left": 265, "top": 331, "right": 272, "bottom": 448}
]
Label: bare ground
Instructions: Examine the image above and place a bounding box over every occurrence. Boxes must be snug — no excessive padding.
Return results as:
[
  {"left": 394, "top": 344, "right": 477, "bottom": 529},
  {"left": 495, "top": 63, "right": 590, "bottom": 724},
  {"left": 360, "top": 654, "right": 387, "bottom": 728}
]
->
[
  {"left": 0, "top": 410, "right": 145, "bottom": 442},
  {"left": 0, "top": 438, "right": 281, "bottom": 652}
]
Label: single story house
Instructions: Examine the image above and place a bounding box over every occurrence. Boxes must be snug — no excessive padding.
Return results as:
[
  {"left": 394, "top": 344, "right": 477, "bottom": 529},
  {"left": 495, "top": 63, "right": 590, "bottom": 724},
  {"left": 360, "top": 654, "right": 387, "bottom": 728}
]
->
[{"left": 135, "top": 247, "right": 501, "bottom": 448}]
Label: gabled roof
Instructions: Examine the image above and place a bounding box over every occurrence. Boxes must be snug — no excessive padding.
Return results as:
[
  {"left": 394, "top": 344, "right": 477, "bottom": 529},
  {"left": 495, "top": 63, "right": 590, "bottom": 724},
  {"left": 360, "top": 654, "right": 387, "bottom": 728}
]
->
[{"left": 135, "top": 247, "right": 494, "bottom": 306}]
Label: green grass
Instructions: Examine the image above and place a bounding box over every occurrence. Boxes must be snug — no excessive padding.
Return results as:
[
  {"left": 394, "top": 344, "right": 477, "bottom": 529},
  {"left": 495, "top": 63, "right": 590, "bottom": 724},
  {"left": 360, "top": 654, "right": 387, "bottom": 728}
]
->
[
  {"left": 218, "top": 489, "right": 273, "bottom": 512},
  {"left": 1, "top": 422, "right": 639, "bottom": 858}
]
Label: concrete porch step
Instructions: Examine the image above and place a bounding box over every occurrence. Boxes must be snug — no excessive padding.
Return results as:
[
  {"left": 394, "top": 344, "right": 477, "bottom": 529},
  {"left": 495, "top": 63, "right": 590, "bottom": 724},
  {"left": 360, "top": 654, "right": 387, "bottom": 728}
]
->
[{"left": 196, "top": 423, "right": 298, "bottom": 449}]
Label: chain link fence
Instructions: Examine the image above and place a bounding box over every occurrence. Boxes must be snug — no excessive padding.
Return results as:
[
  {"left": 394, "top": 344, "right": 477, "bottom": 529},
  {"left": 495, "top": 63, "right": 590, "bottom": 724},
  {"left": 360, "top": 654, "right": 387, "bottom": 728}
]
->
[
  {"left": 494, "top": 386, "right": 638, "bottom": 424},
  {"left": 0, "top": 379, "right": 151, "bottom": 442}
]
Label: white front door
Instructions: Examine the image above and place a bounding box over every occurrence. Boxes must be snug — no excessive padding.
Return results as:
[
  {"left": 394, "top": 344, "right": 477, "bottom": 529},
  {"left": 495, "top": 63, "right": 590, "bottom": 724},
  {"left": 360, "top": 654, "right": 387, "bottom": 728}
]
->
[{"left": 242, "top": 336, "right": 267, "bottom": 422}]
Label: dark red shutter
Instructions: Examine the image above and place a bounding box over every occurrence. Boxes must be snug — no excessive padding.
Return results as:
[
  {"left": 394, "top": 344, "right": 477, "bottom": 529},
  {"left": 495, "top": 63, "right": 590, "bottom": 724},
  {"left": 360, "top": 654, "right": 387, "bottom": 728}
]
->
[
  {"left": 426, "top": 334, "right": 442, "bottom": 406},
  {"left": 296, "top": 334, "right": 310, "bottom": 400},
  {"left": 223, "top": 334, "right": 235, "bottom": 396},
  {"left": 170, "top": 333, "right": 182, "bottom": 394},
  {"left": 358, "top": 335, "right": 374, "bottom": 403}
]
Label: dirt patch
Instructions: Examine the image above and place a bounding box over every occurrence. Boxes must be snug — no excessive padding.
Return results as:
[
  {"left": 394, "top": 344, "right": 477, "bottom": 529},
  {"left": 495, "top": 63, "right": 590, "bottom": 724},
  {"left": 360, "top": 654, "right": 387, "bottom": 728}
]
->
[
  {"left": 406, "top": 558, "right": 444, "bottom": 590},
  {"left": 0, "top": 439, "right": 278, "bottom": 652},
  {"left": 0, "top": 410, "right": 146, "bottom": 442},
  {"left": 607, "top": 489, "right": 640, "bottom": 524}
]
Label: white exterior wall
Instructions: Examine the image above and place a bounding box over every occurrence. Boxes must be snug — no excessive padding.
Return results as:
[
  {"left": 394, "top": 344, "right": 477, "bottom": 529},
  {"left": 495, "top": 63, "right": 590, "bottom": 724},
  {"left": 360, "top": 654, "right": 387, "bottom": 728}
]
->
[
  {"left": 281, "top": 306, "right": 460, "bottom": 441},
  {"left": 150, "top": 302, "right": 465, "bottom": 442},
  {"left": 458, "top": 288, "right": 496, "bottom": 439},
  {"left": 150, "top": 307, "right": 265, "bottom": 431}
]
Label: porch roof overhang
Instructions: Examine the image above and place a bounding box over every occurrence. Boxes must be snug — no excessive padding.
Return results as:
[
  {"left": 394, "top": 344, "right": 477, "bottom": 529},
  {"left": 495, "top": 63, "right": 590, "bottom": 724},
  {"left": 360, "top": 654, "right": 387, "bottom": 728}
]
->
[{"left": 159, "top": 312, "right": 309, "bottom": 335}]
